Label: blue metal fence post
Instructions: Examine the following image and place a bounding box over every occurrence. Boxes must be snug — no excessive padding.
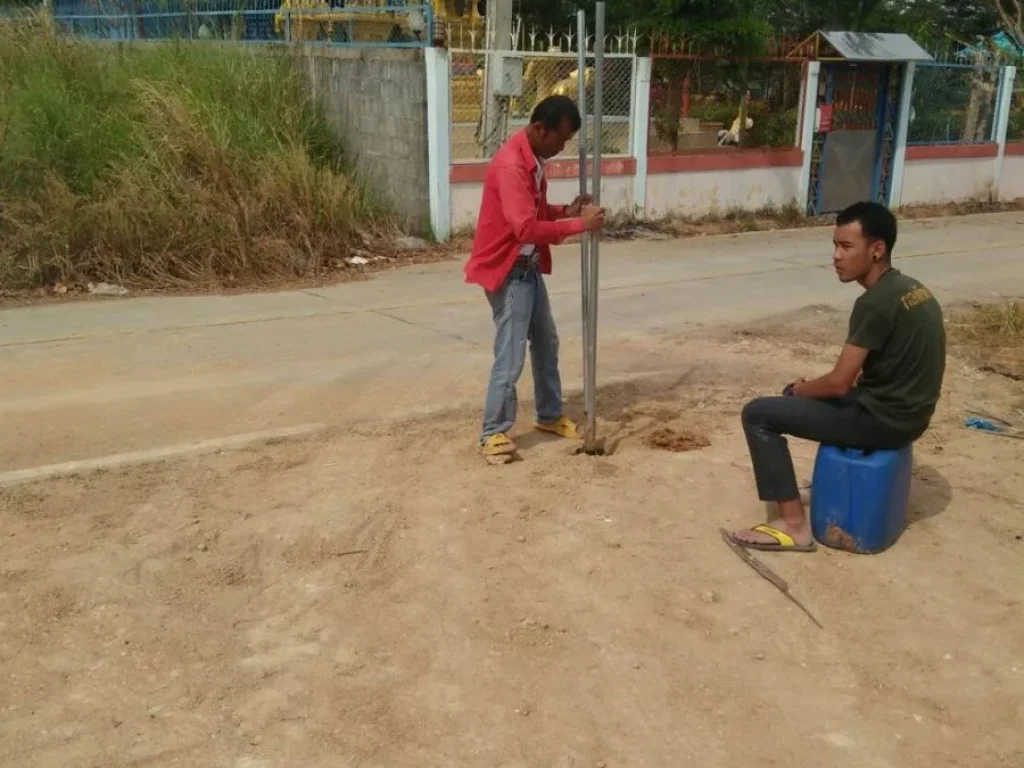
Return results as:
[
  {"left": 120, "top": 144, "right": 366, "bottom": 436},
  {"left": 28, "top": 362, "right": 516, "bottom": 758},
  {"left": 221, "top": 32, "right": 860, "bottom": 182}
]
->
[
  {"left": 797, "top": 61, "right": 822, "bottom": 215},
  {"left": 870, "top": 65, "right": 892, "bottom": 205},
  {"left": 889, "top": 62, "right": 916, "bottom": 208},
  {"left": 993, "top": 65, "right": 1019, "bottom": 200},
  {"left": 808, "top": 64, "right": 835, "bottom": 216}
]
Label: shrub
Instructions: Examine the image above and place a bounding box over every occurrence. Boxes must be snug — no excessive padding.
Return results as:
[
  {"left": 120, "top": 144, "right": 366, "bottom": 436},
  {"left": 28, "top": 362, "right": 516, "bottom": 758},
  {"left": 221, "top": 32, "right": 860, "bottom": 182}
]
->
[{"left": 0, "top": 18, "right": 392, "bottom": 288}]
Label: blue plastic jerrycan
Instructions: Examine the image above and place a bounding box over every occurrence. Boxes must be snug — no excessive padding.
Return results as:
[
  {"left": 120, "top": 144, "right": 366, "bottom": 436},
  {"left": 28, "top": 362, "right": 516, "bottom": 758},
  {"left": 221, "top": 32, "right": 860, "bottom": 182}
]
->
[{"left": 810, "top": 444, "right": 914, "bottom": 554}]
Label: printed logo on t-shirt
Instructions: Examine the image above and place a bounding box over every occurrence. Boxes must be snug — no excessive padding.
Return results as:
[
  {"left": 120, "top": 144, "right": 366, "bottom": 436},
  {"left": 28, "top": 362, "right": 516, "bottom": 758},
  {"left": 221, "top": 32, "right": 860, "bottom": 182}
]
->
[{"left": 900, "top": 285, "right": 934, "bottom": 311}]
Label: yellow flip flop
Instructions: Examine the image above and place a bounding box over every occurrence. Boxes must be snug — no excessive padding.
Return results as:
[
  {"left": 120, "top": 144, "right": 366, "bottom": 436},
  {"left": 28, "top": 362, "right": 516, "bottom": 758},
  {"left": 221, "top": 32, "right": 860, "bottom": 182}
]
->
[
  {"left": 728, "top": 524, "right": 818, "bottom": 553},
  {"left": 535, "top": 416, "right": 582, "bottom": 440}
]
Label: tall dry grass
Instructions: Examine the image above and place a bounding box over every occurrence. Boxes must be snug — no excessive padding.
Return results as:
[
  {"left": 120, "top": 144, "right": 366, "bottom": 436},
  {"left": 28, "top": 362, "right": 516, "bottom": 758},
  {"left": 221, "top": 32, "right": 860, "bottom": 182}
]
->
[
  {"left": 0, "top": 17, "right": 393, "bottom": 288},
  {"left": 950, "top": 301, "right": 1024, "bottom": 381}
]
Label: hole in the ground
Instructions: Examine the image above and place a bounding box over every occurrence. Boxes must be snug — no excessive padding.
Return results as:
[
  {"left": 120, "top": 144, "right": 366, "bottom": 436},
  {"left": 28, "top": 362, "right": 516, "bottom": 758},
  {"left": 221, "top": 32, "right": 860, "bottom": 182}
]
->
[{"left": 574, "top": 439, "right": 611, "bottom": 457}]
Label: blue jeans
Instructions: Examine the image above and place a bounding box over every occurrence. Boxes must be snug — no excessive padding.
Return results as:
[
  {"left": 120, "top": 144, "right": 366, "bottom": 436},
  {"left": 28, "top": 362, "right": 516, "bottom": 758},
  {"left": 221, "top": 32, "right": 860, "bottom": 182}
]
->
[{"left": 481, "top": 264, "right": 563, "bottom": 442}]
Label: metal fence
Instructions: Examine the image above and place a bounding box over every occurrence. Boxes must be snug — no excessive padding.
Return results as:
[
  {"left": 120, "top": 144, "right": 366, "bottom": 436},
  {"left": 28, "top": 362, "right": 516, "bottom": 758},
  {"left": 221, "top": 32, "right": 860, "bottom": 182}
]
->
[
  {"left": 449, "top": 50, "right": 634, "bottom": 161},
  {"left": 50, "top": 0, "right": 434, "bottom": 47},
  {"left": 908, "top": 62, "right": 1001, "bottom": 145},
  {"left": 648, "top": 56, "right": 804, "bottom": 153},
  {"left": 448, "top": 23, "right": 637, "bottom": 163},
  {"left": 1008, "top": 76, "right": 1024, "bottom": 142}
]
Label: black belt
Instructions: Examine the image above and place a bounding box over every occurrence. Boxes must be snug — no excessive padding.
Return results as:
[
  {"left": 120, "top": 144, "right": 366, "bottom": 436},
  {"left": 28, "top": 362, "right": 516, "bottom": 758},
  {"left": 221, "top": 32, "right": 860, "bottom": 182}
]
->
[{"left": 514, "top": 248, "right": 539, "bottom": 270}]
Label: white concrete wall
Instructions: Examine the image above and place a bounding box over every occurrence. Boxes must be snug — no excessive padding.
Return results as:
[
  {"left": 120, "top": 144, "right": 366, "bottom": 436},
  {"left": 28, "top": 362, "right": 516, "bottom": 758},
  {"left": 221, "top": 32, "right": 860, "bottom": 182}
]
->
[
  {"left": 900, "top": 157, "right": 996, "bottom": 206},
  {"left": 450, "top": 175, "right": 635, "bottom": 233},
  {"left": 999, "top": 152, "right": 1024, "bottom": 201},
  {"left": 644, "top": 166, "right": 801, "bottom": 219},
  {"left": 450, "top": 181, "right": 484, "bottom": 233}
]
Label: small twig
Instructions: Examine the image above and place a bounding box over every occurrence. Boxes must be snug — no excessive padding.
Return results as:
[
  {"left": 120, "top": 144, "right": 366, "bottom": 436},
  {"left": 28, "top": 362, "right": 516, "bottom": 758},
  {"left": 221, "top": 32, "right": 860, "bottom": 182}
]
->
[
  {"left": 981, "top": 430, "right": 1024, "bottom": 441},
  {"left": 326, "top": 549, "right": 367, "bottom": 558},
  {"left": 718, "top": 528, "right": 823, "bottom": 629}
]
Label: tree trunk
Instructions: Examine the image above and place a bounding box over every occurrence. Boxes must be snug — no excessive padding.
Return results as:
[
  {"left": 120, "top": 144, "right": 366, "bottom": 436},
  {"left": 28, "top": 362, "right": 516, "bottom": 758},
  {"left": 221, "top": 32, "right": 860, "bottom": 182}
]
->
[
  {"left": 736, "top": 62, "right": 751, "bottom": 147},
  {"left": 963, "top": 56, "right": 995, "bottom": 142},
  {"left": 993, "top": 0, "right": 1024, "bottom": 49},
  {"left": 665, "top": 75, "right": 683, "bottom": 151}
]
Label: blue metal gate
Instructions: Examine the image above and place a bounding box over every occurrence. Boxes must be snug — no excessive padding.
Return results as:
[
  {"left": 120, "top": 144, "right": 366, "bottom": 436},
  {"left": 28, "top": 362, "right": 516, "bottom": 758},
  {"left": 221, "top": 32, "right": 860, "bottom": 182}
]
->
[{"left": 807, "top": 63, "right": 903, "bottom": 215}]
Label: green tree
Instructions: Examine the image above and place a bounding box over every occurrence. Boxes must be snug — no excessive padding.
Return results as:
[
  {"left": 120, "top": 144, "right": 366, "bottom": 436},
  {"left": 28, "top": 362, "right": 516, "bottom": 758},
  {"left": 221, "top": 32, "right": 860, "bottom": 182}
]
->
[
  {"left": 874, "top": 1, "right": 1000, "bottom": 48},
  {"left": 764, "top": 0, "right": 887, "bottom": 34},
  {"left": 515, "top": 0, "right": 576, "bottom": 32},
  {"left": 611, "top": 0, "right": 772, "bottom": 146},
  {"left": 991, "top": 0, "right": 1023, "bottom": 45}
]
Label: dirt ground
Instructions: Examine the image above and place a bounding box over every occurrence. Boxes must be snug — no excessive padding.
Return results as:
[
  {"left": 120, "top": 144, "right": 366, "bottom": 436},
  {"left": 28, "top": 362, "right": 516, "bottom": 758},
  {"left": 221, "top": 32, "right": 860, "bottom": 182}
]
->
[{"left": 2, "top": 309, "right": 1023, "bottom": 768}]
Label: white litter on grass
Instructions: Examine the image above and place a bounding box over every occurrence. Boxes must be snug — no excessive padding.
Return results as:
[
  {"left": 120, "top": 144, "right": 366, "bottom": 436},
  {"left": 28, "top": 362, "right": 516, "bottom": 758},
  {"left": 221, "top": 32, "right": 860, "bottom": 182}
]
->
[
  {"left": 346, "top": 256, "right": 370, "bottom": 266},
  {"left": 396, "top": 236, "right": 428, "bottom": 251},
  {"left": 89, "top": 282, "right": 129, "bottom": 297}
]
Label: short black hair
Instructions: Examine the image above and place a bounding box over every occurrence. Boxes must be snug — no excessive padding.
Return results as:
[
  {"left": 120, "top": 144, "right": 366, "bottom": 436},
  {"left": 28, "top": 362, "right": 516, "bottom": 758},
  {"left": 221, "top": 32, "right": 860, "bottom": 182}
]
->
[
  {"left": 836, "top": 201, "right": 898, "bottom": 258},
  {"left": 530, "top": 95, "right": 582, "bottom": 133}
]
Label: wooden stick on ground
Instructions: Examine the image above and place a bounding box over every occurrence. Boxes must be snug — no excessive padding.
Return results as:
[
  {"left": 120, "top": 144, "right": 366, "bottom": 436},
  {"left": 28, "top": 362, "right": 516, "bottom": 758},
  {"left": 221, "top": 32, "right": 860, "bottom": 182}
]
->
[
  {"left": 719, "top": 528, "right": 824, "bottom": 629},
  {"left": 984, "top": 430, "right": 1024, "bottom": 441}
]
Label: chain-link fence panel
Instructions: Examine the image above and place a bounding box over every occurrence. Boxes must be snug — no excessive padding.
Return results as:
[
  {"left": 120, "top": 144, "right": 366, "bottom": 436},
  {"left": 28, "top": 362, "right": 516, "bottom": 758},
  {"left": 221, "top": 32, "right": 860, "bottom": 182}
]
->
[
  {"left": 449, "top": 51, "right": 634, "bottom": 162},
  {"left": 1008, "top": 77, "right": 1024, "bottom": 142},
  {"left": 51, "top": 0, "right": 434, "bottom": 47},
  {"left": 450, "top": 51, "right": 486, "bottom": 160},
  {"left": 648, "top": 57, "right": 804, "bottom": 153},
  {"left": 908, "top": 63, "right": 1000, "bottom": 145}
]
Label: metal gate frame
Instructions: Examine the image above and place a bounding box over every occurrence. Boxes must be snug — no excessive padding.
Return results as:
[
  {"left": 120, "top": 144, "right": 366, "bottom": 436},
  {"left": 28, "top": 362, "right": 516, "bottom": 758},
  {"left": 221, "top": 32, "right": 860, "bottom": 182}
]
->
[{"left": 807, "top": 62, "right": 903, "bottom": 215}]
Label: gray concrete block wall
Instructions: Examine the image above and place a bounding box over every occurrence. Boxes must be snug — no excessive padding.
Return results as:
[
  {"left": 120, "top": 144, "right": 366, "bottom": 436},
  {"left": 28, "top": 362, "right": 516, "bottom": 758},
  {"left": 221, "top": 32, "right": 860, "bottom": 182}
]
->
[{"left": 297, "top": 47, "right": 430, "bottom": 235}]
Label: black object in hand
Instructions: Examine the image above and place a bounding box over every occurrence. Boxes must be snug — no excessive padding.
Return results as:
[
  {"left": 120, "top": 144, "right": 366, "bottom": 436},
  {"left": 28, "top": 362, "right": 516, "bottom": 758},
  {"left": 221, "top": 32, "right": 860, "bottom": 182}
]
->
[{"left": 782, "top": 383, "right": 796, "bottom": 397}]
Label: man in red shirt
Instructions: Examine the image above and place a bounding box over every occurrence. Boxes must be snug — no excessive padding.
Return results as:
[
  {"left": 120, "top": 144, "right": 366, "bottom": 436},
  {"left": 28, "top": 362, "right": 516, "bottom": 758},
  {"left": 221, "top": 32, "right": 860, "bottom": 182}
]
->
[{"left": 464, "top": 95, "right": 606, "bottom": 461}]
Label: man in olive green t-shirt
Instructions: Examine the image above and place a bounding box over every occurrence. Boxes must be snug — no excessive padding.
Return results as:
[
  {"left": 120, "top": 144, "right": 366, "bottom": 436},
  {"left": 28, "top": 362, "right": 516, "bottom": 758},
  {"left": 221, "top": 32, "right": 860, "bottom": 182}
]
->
[{"left": 730, "top": 201, "right": 946, "bottom": 553}]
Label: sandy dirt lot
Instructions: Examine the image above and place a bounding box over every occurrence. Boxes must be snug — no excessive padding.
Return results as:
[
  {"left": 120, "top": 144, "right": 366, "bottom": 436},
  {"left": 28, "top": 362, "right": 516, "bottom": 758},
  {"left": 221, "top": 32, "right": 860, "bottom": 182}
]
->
[{"left": 2, "top": 306, "right": 1022, "bottom": 768}]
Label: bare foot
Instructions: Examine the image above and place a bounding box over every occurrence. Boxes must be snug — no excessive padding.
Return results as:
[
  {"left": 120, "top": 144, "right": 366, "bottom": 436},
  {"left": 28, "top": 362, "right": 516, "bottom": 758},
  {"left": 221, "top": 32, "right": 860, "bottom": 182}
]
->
[{"left": 732, "top": 518, "right": 813, "bottom": 547}]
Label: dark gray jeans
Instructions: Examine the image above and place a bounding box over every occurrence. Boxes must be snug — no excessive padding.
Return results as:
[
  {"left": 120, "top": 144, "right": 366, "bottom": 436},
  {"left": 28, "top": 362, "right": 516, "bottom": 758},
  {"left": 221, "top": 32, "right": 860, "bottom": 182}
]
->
[{"left": 742, "top": 394, "right": 920, "bottom": 502}]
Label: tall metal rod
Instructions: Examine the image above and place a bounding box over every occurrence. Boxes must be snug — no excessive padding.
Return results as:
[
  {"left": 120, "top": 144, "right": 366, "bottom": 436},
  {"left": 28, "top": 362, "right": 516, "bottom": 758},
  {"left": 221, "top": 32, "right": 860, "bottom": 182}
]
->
[
  {"left": 576, "top": 11, "right": 589, "bottom": 196},
  {"left": 583, "top": 2, "right": 605, "bottom": 452},
  {"left": 576, "top": 9, "right": 590, "bottom": 415}
]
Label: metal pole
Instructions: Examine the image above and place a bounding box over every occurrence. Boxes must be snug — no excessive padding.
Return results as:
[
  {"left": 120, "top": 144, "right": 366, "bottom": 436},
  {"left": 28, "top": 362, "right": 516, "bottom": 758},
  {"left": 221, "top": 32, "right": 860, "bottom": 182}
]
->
[
  {"left": 482, "top": 0, "right": 513, "bottom": 157},
  {"left": 582, "top": 2, "right": 605, "bottom": 453},
  {"left": 576, "top": 9, "right": 590, "bottom": 418}
]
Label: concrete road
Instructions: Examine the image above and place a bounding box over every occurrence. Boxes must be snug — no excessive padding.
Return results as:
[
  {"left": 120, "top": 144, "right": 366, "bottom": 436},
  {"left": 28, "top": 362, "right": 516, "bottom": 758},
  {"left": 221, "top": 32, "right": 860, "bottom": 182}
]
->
[{"left": 1, "top": 212, "right": 1021, "bottom": 474}]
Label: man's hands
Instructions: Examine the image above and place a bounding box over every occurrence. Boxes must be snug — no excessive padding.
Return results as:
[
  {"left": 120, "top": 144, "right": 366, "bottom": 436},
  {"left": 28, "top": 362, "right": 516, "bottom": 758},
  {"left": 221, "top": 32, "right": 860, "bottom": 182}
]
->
[
  {"left": 566, "top": 195, "right": 606, "bottom": 232},
  {"left": 788, "top": 345, "right": 869, "bottom": 400},
  {"left": 581, "top": 205, "right": 606, "bottom": 232},
  {"left": 565, "top": 195, "right": 592, "bottom": 217},
  {"left": 782, "top": 379, "right": 806, "bottom": 397}
]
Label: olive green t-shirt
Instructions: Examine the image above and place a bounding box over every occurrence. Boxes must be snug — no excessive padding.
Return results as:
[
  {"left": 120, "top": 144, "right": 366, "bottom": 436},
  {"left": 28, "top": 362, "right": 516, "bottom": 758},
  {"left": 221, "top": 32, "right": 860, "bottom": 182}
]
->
[{"left": 847, "top": 269, "right": 946, "bottom": 433}]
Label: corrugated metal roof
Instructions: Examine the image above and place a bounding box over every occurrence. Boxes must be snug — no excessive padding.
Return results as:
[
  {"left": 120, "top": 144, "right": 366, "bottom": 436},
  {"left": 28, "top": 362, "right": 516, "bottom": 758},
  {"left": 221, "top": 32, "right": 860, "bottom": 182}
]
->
[{"left": 822, "top": 31, "right": 933, "bottom": 62}]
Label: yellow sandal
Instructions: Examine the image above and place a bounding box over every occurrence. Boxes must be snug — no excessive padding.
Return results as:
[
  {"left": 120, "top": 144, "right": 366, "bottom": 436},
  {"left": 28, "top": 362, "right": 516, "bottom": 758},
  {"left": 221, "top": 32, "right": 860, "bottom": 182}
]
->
[
  {"left": 728, "top": 524, "right": 818, "bottom": 553},
  {"left": 481, "top": 433, "right": 517, "bottom": 457},
  {"left": 535, "top": 416, "right": 582, "bottom": 440}
]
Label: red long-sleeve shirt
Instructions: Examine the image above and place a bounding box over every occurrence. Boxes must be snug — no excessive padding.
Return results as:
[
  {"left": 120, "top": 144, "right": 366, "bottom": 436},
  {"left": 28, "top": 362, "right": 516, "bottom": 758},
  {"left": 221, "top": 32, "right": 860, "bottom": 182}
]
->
[{"left": 464, "top": 130, "right": 586, "bottom": 293}]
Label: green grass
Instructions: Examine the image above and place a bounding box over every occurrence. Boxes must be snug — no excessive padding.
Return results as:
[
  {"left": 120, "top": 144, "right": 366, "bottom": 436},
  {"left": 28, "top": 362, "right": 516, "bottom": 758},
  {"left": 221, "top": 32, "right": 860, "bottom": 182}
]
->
[{"left": 0, "top": 17, "right": 392, "bottom": 288}]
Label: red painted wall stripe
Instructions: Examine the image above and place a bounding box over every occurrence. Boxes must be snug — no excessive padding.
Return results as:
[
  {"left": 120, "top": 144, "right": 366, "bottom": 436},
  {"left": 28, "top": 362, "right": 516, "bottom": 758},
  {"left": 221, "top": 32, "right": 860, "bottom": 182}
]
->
[
  {"left": 905, "top": 143, "right": 998, "bottom": 161},
  {"left": 1004, "top": 141, "right": 1024, "bottom": 157},
  {"left": 450, "top": 157, "right": 636, "bottom": 184},
  {"left": 647, "top": 147, "right": 802, "bottom": 174}
]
